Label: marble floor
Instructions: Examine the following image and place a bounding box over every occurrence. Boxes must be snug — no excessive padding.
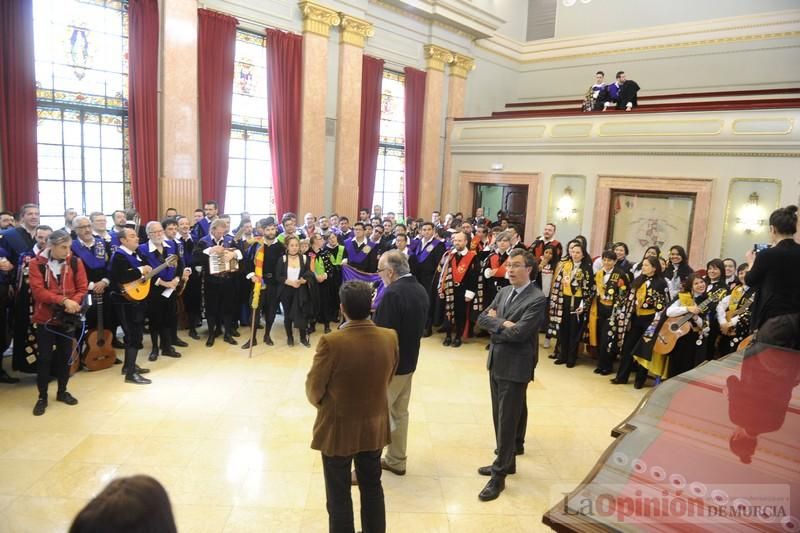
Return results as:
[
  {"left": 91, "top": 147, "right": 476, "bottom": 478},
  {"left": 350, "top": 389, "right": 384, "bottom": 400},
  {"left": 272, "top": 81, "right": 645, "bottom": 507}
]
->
[{"left": 0, "top": 326, "right": 646, "bottom": 532}]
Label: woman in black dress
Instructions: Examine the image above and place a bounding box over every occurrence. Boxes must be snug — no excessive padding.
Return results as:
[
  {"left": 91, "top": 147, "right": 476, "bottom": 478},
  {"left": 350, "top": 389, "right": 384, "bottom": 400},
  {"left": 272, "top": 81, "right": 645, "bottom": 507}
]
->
[{"left": 276, "top": 236, "right": 314, "bottom": 347}]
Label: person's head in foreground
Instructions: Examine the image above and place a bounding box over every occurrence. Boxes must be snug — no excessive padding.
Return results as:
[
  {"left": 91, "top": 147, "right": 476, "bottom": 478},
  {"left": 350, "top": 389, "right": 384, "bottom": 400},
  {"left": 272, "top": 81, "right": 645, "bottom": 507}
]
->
[{"left": 69, "top": 475, "right": 177, "bottom": 533}]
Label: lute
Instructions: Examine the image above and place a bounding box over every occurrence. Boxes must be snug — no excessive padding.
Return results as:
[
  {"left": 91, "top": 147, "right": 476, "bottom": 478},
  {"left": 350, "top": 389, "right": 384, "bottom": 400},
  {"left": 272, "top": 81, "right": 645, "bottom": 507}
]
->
[{"left": 122, "top": 255, "right": 179, "bottom": 301}]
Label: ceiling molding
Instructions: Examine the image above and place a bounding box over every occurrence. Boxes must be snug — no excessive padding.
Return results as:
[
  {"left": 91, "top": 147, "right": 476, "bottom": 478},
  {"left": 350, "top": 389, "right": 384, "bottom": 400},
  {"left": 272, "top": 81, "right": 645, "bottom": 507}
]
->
[
  {"left": 476, "top": 9, "right": 800, "bottom": 64},
  {"left": 370, "top": 0, "right": 506, "bottom": 39}
]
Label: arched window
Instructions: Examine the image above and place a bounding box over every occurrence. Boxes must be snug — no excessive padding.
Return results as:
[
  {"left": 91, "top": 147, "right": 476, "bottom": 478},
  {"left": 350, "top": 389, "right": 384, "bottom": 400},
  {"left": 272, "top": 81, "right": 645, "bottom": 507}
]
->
[
  {"left": 225, "top": 29, "right": 276, "bottom": 228},
  {"left": 33, "top": 0, "right": 130, "bottom": 228},
  {"left": 373, "top": 69, "right": 405, "bottom": 220}
]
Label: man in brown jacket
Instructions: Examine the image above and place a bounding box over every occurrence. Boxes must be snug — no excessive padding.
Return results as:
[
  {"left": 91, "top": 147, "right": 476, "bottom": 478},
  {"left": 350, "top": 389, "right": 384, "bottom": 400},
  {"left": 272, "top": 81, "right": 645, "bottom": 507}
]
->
[{"left": 306, "top": 281, "right": 399, "bottom": 533}]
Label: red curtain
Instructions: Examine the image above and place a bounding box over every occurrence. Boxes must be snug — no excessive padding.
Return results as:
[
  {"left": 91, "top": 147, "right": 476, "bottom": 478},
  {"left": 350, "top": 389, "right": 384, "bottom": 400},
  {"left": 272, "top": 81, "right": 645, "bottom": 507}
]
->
[
  {"left": 403, "top": 67, "right": 426, "bottom": 219},
  {"left": 357, "top": 55, "right": 384, "bottom": 212},
  {"left": 266, "top": 29, "right": 302, "bottom": 216},
  {"left": 0, "top": 0, "right": 38, "bottom": 211},
  {"left": 128, "top": 0, "right": 160, "bottom": 222},
  {"left": 198, "top": 9, "right": 237, "bottom": 212}
]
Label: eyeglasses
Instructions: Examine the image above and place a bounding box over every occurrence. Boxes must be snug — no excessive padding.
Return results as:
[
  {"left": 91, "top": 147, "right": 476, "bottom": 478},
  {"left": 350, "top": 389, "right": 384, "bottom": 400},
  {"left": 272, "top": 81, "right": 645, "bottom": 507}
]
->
[{"left": 73, "top": 225, "right": 91, "bottom": 230}]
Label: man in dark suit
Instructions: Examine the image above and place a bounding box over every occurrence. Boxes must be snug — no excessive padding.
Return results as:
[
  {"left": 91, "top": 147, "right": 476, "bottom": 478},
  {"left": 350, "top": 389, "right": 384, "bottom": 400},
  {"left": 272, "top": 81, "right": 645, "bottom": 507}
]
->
[
  {"left": 476, "top": 249, "right": 547, "bottom": 501},
  {"left": 306, "top": 281, "right": 399, "bottom": 533},
  {"left": 375, "top": 250, "right": 429, "bottom": 476}
]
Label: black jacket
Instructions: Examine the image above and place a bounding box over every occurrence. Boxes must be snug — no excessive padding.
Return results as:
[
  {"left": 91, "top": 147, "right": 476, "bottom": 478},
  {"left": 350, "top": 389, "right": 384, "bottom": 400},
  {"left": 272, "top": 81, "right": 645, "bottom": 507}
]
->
[
  {"left": 374, "top": 275, "right": 429, "bottom": 375},
  {"left": 745, "top": 238, "right": 800, "bottom": 329}
]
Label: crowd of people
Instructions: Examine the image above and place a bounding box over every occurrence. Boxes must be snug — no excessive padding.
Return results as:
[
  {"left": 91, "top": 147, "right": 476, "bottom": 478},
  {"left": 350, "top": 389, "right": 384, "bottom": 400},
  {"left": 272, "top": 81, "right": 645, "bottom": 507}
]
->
[
  {"left": 1, "top": 200, "right": 797, "bottom": 531},
  {"left": 1, "top": 202, "right": 798, "bottom": 404}
]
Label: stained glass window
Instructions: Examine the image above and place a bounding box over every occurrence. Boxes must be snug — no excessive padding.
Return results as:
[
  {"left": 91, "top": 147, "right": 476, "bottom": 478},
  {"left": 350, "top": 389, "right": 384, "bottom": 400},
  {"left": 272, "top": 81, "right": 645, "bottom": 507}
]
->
[
  {"left": 373, "top": 70, "right": 405, "bottom": 220},
  {"left": 33, "top": 0, "right": 129, "bottom": 228},
  {"left": 226, "top": 29, "right": 275, "bottom": 226}
]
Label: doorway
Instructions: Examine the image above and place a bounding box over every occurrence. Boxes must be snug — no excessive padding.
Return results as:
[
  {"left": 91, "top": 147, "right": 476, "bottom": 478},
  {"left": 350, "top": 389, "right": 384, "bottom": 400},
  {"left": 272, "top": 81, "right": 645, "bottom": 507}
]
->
[{"left": 474, "top": 184, "right": 528, "bottom": 237}]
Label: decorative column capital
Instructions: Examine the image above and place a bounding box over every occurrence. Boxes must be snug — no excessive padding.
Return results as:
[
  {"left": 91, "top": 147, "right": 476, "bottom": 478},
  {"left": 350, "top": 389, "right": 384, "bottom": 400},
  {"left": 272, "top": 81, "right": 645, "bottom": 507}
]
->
[
  {"left": 339, "top": 14, "right": 374, "bottom": 48},
  {"left": 449, "top": 53, "right": 475, "bottom": 79},
  {"left": 298, "top": 1, "right": 341, "bottom": 37},
  {"left": 423, "top": 44, "right": 453, "bottom": 72}
]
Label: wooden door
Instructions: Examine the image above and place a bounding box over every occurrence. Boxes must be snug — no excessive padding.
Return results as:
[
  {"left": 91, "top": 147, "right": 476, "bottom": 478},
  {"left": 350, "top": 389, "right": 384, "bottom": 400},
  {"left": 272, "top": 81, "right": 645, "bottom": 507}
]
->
[
  {"left": 473, "top": 183, "right": 528, "bottom": 239},
  {"left": 503, "top": 185, "right": 527, "bottom": 238}
]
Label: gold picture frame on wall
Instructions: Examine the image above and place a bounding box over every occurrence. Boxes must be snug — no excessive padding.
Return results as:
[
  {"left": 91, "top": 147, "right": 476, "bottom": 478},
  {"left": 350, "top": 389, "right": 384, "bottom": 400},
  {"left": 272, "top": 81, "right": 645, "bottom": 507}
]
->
[{"left": 607, "top": 190, "right": 696, "bottom": 261}]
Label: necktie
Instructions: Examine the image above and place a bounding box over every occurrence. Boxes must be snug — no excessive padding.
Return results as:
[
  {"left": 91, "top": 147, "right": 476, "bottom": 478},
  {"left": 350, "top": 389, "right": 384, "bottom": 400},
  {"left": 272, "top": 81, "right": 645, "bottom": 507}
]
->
[{"left": 506, "top": 289, "right": 518, "bottom": 308}]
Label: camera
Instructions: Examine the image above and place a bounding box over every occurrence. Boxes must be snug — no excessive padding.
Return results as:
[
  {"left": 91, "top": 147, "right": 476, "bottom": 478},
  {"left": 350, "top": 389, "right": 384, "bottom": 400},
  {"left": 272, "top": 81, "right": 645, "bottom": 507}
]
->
[{"left": 753, "top": 243, "right": 770, "bottom": 254}]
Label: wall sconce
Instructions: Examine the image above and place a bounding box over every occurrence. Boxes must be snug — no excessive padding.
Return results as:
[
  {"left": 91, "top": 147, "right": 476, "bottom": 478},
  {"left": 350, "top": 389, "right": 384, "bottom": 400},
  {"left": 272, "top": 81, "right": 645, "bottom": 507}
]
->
[
  {"left": 735, "top": 192, "right": 766, "bottom": 234},
  {"left": 555, "top": 186, "right": 578, "bottom": 221}
]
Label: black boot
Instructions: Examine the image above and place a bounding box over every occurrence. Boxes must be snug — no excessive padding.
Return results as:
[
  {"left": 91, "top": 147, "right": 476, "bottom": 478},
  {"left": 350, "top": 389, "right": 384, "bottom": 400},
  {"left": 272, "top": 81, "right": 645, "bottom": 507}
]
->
[
  {"left": 285, "top": 322, "right": 295, "bottom": 346},
  {"left": 188, "top": 328, "right": 200, "bottom": 340},
  {"left": 172, "top": 324, "right": 188, "bottom": 347},
  {"left": 160, "top": 332, "right": 181, "bottom": 357},
  {"left": 300, "top": 332, "right": 311, "bottom": 348},
  {"left": 148, "top": 332, "right": 159, "bottom": 361},
  {"left": 263, "top": 331, "right": 274, "bottom": 346}
]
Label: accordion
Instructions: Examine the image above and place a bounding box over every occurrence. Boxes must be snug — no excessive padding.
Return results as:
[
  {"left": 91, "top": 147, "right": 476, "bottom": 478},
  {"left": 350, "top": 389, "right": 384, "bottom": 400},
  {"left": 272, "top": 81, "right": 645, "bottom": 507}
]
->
[{"left": 209, "top": 253, "right": 239, "bottom": 275}]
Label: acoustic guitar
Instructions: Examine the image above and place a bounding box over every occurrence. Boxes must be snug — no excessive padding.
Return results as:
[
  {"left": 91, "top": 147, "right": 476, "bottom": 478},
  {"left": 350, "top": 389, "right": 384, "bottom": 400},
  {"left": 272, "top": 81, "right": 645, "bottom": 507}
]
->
[
  {"left": 653, "top": 289, "right": 728, "bottom": 356},
  {"left": 722, "top": 293, "right": 754, "bottom": 335},
  {"left": 737, "top": 334, "right": 754, "bottom": 351},
  {"left": 83, "top": 293, "right": 116, "bottom": 371},
  {"left": 122, "top": 255, "right": 179, "bottom": 302}
]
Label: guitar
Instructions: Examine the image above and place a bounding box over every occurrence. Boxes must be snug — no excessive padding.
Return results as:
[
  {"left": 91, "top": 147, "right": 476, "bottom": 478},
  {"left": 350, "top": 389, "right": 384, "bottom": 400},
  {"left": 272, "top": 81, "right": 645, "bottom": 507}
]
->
[
  {"left": 737, "top": 334, "right": 754, "bottom": 351},
  {"left": 122, "top": 255, "right": 179, "bottom": 302},
  {"left": 653, "top": 289, "right": 728, "bottom": 356},
  {"left": 83, "top": 293, "right": 116, "bottom": 371},
  {"left": 723, "top": 294, "right": 753, "bottom": 327}
]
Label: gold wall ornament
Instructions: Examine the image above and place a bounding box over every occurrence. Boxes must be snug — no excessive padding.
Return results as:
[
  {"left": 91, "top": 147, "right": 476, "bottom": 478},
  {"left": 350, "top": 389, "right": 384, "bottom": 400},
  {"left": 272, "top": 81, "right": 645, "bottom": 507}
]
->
[
  {"left": 449, "top": 53, "right": 475, "bottom": 79},
  {"left": 298, "top": 1, "right": 341, "bottom": 37},
  {"left": 339, "top": 14, "right": 374, "bottom": 47},
  {"left": 424, "top": 44, "right": 454, "bottom": 72}
]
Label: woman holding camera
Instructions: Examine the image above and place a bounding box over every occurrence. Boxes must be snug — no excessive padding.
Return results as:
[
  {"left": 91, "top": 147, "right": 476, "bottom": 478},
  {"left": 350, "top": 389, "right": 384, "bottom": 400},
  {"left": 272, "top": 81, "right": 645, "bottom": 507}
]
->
[
  {"left": 744, "top": 205, "right": 800, "bottom": 349},
  {"left": 28, "top": 230, "right": 88, "bottom": 416}
]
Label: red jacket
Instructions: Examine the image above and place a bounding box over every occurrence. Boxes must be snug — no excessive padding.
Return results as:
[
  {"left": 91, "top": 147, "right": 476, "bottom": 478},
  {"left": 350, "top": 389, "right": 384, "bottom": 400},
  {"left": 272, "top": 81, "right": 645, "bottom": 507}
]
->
[{"left": 28, "top": 253, "right": 88, "bottom": 325}]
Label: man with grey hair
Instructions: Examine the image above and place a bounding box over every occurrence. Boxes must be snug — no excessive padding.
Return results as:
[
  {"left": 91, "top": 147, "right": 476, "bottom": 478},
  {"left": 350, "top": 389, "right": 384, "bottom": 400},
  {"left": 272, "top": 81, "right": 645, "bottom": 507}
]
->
[
  {"left": 139, "top": 221, "right": 190, "bottom": 361},
  {"left": 373, "top": 250, "right": 429, "bottom": 476},
  {"left": 194, "top": 218, "right": 242, "bottom": 346}
]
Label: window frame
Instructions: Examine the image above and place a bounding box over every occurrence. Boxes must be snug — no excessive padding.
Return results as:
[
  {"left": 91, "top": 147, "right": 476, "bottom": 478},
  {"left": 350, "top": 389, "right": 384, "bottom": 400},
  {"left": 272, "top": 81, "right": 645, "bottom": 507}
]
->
[
  {"left": 33, "top": 0, "right": 131, "bottom": 226},
  {"left": 225, "top": 28, "right": 275, "bottom": 227},
  {"left": 372, "top": 68, "right": 406, "bottom": 220}
]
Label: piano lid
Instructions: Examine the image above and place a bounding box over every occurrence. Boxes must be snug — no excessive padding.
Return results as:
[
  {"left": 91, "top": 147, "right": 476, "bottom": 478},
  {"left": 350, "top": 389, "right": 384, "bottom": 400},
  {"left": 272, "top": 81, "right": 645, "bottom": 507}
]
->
[{"left": 544, "top": 343, "right": 800, "bottom": 532}]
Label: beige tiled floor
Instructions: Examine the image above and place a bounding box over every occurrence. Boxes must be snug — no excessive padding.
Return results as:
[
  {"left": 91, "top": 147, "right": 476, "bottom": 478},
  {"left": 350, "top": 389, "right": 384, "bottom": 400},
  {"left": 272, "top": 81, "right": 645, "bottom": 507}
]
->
[{"left": 0, "top": 327, "right": 646, "bottom": 532}]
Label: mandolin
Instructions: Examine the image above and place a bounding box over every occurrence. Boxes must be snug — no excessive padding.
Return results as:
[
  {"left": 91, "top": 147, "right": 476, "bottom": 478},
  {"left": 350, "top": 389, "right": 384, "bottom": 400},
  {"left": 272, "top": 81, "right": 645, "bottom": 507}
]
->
[
  {"left": 122, "top": 255, "right": 179, "bottom": 302},
  {"left": 653, "top": 289, "right": 728, "bottom": 356},
  {"left": 83, "top": 293, "right": 116, "bottom": 371}
]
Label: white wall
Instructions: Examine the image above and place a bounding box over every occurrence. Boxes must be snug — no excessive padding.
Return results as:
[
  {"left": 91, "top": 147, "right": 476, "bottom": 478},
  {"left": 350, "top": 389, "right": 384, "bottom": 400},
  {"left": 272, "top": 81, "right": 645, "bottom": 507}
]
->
[
  {"left": 554, "top": 0, "right": 800, "bottom": 38},
  {"left": 464, "top": 48, "right": 520, "bottom": 116},
  {"left": 469, "top": 0, "right": 529, "bottom": 42},
  {"left": 513, "top": 36, "right": 800, "bottom": 102}
]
